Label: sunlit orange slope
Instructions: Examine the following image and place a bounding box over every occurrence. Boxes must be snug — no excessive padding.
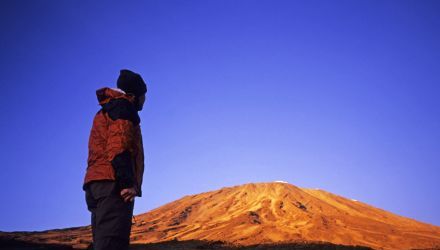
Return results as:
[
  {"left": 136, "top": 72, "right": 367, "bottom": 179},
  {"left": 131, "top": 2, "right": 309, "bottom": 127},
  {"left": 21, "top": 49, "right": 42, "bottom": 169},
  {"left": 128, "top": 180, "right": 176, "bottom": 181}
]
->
[
  {"left": 2, "top": 182, "right": 440, "bottom": 250},
  {"left": 129, "top": 182, "right": 440, "bottom": 249}
]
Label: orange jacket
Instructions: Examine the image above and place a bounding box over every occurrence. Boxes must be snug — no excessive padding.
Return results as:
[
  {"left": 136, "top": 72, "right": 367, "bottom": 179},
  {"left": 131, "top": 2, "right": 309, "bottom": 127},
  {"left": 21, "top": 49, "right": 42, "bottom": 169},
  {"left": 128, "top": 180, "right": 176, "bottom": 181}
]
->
[{"left": 83, "top": 87, "right": 144, "bottom": 197}]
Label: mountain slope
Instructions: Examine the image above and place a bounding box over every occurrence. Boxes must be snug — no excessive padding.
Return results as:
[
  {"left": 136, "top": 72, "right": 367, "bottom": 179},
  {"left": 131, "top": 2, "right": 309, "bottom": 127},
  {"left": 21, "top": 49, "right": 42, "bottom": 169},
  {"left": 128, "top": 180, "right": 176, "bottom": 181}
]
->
[
  {"left": 1, "top": 182, "right": 439, "bottom": 250},
  {"left": 130, "top": 182, "right": 440, "bottom": 249}
]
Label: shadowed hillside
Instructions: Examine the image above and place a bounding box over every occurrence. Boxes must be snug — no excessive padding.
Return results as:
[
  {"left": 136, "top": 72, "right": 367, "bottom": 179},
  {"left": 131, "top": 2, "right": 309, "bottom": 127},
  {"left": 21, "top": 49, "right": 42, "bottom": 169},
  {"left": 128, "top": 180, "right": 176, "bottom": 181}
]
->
[{"left": 0, "top": 237, "right": 373, "bottom": 250}]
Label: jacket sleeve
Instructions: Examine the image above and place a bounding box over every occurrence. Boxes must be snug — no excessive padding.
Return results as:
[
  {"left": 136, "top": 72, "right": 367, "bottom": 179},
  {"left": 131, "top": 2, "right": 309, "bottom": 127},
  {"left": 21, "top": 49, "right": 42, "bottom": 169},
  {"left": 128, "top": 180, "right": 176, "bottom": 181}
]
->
[{"left": 103, "top": 98, "right": 140, "bottom": 189}]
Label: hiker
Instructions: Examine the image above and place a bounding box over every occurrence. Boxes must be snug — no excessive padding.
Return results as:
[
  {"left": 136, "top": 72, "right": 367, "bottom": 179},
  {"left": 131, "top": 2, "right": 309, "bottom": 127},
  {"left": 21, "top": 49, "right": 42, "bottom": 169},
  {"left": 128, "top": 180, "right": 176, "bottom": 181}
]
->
[{"left": 82, "top": 69, "right": 147, "bottom": 250}]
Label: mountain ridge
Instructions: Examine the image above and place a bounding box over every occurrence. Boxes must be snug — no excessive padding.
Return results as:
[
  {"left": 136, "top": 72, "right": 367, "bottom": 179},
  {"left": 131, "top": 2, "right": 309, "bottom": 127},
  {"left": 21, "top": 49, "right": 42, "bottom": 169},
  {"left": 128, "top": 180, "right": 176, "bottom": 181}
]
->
[{"left": 1, "top": 182, "right": 439, "bottom": 250}]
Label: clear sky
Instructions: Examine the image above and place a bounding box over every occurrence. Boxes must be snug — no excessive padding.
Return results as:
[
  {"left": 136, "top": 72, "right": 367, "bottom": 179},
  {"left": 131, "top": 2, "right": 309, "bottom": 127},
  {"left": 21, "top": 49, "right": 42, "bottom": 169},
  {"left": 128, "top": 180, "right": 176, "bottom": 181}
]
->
[{"left": 1, "top": 0, "right": 439, "bottom": 231}]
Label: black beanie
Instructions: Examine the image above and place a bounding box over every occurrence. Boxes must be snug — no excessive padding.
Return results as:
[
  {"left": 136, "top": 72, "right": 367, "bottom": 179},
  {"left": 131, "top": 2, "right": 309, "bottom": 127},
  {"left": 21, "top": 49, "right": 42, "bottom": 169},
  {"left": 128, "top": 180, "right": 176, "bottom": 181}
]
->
[{"left": 117, "top": 69, "right": 147, "bottom": 97}]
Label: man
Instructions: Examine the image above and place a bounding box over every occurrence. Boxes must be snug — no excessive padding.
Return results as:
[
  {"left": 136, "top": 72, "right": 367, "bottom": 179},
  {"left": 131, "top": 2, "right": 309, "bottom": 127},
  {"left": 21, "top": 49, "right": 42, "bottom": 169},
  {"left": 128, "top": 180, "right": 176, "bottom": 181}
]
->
[{"left": 83, "top": 69, "right": 147, "bottom": 250}]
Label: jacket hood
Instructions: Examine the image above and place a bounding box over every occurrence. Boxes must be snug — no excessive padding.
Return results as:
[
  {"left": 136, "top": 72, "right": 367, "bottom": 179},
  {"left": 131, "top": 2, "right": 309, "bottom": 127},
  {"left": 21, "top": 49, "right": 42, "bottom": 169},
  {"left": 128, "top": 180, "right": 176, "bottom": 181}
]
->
[{"left": 96, "top": 87, "right": 136, "bottom": 106}]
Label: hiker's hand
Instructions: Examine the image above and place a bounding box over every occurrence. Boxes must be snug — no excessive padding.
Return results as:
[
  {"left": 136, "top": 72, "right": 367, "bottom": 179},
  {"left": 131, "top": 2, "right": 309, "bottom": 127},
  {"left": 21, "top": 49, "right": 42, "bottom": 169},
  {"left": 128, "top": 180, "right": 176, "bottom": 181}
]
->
[{"left": 120, "top": 187, "right": 137, "bottom": 202}]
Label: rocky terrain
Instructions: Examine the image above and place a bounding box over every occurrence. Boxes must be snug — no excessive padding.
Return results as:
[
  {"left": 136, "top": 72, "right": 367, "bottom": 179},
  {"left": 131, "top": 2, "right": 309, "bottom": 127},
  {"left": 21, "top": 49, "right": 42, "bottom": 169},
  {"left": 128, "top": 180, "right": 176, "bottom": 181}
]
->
[{"left": 1, "top": 182, "right": 440, "bottom": 249}]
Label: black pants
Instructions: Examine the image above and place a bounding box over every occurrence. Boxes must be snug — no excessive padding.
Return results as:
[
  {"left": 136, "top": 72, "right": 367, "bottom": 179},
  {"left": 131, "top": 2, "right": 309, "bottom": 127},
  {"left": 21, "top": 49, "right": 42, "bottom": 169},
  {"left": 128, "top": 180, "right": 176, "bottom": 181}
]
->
[{"left": 85, "top": 180, "right": 134, "bottom": 250}]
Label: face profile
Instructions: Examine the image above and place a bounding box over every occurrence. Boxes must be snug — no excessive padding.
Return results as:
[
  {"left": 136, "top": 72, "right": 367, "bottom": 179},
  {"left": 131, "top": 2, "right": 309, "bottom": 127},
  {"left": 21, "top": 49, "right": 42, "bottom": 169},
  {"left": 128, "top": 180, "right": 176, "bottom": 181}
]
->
[{"left": 136, "top": 94, "right": 146, "bottom": 111}]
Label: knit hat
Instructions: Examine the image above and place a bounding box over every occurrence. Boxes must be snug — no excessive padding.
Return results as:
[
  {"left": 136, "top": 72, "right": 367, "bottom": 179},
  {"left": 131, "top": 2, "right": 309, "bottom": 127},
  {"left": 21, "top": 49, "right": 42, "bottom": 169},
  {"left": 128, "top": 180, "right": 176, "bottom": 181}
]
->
[{"left": 117, "top": 69, "right": 147, "bottom": 97}]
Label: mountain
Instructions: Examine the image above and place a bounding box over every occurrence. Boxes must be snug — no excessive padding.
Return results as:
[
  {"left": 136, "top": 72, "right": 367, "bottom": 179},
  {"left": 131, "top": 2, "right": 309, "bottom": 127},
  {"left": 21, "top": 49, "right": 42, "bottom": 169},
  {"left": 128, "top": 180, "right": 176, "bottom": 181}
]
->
[{"left": 1, "top": 182, "right": 440, "bottom": 250}]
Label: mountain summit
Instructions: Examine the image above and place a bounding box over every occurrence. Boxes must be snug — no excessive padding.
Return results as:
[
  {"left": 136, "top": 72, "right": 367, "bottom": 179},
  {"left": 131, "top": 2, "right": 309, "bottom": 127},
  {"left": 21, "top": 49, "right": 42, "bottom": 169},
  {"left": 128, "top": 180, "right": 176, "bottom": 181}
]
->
[
  {"left": 130, "top": 182, "right": 440, "bottom": 249},
  {"left": 2, "top": 182, "right": 440, "bottom": 249}
]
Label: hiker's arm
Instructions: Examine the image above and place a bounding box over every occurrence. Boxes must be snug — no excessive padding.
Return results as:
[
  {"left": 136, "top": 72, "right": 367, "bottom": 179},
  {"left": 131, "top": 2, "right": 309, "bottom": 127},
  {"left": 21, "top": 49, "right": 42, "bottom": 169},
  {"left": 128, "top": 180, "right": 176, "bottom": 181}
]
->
[{"left": 105, "top": 99, "right": 138, "bottom": 190}]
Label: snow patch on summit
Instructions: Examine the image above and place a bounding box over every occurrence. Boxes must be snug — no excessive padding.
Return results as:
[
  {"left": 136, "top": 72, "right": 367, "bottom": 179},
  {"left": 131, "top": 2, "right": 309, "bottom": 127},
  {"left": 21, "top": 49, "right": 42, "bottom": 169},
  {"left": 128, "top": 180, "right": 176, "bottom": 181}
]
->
[{"left": 274, "top": 180, "right": 288, "bottom": 184}]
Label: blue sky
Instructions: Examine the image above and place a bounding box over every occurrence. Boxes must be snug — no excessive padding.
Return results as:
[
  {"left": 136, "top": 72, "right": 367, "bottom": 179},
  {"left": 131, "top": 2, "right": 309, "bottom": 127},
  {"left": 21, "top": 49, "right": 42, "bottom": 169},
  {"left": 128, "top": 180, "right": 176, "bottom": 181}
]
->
[{"left": 0, "top": 0, "right": 439, "bottom": 231}]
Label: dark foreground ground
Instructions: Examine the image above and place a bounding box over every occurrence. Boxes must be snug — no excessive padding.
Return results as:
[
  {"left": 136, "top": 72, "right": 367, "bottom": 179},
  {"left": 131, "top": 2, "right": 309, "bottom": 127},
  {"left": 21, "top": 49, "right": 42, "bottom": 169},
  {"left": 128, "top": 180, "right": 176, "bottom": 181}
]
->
[{"left": 0, "top": 237, "right": 374, "bottom": 250}]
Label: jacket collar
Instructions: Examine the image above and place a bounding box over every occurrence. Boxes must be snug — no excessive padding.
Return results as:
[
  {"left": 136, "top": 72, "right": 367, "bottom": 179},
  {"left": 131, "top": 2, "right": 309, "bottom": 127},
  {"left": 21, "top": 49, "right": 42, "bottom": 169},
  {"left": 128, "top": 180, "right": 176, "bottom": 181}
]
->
[{"left": 96, "top": 87, "right": 136, "bottom": 105}]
